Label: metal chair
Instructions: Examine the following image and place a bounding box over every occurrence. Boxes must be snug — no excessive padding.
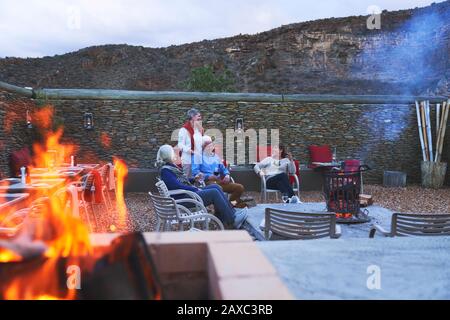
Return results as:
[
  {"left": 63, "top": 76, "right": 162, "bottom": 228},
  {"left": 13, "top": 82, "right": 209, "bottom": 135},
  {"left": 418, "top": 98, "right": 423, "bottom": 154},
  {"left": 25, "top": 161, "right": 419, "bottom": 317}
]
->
[
  {"left": 99, "top": 164, "right": 114, "bottom": 211},
  {"left": 369, "top": 213, "right": 450, "bottom": 238},
  {"left": 0, "top": 208, "right": 29, "bottom": 237},
  {"left": 155, "top": 179, "right": 205, "bottom": 209},
  {"left": 148, "top": 192, "right": 224, "bottom": 231},
  {"left": 0, "top": 197, "right": 51, "bottom": 237},
  {"left": 260, "top": 172, "right": 300, "bottom": 203},
  {"left": 53, "top": 185, "right": 80, "bottom": 218},
  {"left": 69, "top": 173, "right": 96, "bottom": 231},
  {"left": 264, "top": 208, "right": 341, "bottom": 240}
]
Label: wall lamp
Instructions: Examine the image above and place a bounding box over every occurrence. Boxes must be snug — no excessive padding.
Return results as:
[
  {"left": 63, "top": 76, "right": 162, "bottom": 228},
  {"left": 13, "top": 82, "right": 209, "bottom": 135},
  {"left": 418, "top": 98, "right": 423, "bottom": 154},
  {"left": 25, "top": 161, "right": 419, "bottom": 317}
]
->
[{"left": 84, "top": 112, "right": 94, "bottom": 130}]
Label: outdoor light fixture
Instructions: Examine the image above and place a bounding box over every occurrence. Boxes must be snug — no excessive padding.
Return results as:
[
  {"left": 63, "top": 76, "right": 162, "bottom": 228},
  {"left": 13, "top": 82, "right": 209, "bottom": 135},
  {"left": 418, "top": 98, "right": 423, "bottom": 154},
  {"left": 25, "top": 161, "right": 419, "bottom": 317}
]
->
[
  {"left": 26, "top": 109, "right": 32, "bottom": 129},
  {"left": 84, "top": 112, "right": 94, "bottom": 130},
  {"left": 235, "top": 118, "right": 244, "bottom": 131}
]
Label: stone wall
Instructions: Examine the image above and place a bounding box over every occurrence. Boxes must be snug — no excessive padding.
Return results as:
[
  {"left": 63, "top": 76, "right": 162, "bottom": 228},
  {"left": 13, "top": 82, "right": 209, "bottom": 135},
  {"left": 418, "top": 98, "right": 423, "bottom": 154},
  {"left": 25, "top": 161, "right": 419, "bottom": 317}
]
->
[
  {"left": 0, "top": 90, "right": 35, "bottom": 177},
  {"left": 1, "top": 90, "right": 449, "bottom": 184},
  {"left": 40, "top": 98, "right": 449, "bottom": 185}
]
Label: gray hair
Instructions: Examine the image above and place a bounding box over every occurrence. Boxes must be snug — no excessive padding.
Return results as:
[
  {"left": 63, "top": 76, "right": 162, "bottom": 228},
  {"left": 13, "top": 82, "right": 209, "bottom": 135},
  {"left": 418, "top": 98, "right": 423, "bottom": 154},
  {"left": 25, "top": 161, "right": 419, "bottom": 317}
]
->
[
  {"left": 186, "top": 108, "right": 200, "bottom": 121},
  {"left": 155, "top": 144, "right": 175, "bottom": 167}
]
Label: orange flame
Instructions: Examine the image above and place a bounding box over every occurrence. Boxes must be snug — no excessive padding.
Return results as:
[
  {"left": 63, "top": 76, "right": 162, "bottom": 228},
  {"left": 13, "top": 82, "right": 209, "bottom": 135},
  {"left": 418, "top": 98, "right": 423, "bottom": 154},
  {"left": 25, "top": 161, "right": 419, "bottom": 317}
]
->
[
  {"left": 1, "top": 104, "right": 134, "bottom": 300},
  {"left": 1, "top": 105, "right": 93, "bottom": 300},
  {"left": 100, "top": 132, "right": 112, "bottom": 149},
  {"left": 113, "top": 158, "right": 128, "bottom": 230}
]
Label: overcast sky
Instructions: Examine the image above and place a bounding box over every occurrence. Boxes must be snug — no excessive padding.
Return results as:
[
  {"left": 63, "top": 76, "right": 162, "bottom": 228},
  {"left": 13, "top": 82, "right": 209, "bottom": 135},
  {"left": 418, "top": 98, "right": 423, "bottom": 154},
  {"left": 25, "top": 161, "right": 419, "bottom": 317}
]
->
[{"left": 0, "top": 0, "right": 443, "bottom": 58}]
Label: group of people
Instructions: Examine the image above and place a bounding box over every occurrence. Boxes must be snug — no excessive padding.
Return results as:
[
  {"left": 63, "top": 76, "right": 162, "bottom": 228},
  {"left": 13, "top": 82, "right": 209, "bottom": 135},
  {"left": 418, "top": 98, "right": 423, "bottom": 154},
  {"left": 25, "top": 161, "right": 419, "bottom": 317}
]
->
[{"left": 155, "top": 107, "right": 299, "bottom": 229}]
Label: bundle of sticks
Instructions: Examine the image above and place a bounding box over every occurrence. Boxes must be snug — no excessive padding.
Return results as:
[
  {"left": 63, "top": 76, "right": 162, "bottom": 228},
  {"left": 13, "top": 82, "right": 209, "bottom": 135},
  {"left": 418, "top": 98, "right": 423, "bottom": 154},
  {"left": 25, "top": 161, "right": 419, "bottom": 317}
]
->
[{"left": 415, "top": 99, "right": 449, "bottom": 163}]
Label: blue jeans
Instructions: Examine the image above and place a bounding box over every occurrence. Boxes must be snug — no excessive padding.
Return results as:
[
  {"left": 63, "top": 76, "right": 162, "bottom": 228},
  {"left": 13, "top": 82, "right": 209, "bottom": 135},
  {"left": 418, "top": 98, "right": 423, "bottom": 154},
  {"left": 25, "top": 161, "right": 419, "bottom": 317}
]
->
[
  {"left": 266, "top": 173, "right": 295, "bottom": 197},
  {"left": 197, "top": 184, "right": 236, "bottom": 224}
]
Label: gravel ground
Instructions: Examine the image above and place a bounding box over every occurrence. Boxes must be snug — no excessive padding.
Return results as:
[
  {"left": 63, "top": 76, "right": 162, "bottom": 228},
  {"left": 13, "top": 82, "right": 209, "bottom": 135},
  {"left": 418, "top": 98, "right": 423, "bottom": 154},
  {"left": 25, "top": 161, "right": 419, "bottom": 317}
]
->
[{"left": 92, "top": 184, "right": 450, "bottom": 233}]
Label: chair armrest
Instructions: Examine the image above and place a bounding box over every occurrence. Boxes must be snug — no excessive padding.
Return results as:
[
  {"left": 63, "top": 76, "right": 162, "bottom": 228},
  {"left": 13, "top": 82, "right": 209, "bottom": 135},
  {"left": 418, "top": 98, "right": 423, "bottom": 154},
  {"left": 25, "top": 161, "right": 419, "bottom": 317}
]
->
[
  {"left": 175, "top": 198, "right": 208, "bottom": 213},
  {"left": 0, "top": 227, "right": 18, "bottom": 237},
  {"left": 168, "top": 189, "right": 203, "bottom": 203},
  {"left": 176, "top": 205, "right": 224, "bottom": 230},
  {"left": 369, "top": 224, "right": 391, "bottom": 238},
  {"left": 290, "top": 174, "right": 300, "bottom": 187},
  {"left": 260, "top": 174, "right": 267, "bottom": 189},
  {"left": 332, "top": 225, "right": 342, "bottom": 239},
  {"left": 0, "top": 208, "right": 29, "bottom": 228}
]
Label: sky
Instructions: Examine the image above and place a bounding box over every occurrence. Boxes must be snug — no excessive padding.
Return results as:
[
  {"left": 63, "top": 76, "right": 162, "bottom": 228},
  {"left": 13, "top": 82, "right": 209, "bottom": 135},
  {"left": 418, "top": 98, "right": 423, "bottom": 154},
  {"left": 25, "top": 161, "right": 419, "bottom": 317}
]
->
[{"left": 0, "top": 0, "right": 444, "bottom": 58}]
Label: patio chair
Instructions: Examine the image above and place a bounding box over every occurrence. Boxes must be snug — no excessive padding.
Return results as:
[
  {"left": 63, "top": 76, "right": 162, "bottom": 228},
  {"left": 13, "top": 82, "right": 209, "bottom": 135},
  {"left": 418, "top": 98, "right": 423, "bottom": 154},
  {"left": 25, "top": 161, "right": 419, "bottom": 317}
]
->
[
  {"left": 99, "top": 163, "right": 113, "bottom": 211},
  {"left": 264, "top": 208, "right": 341, "bottom": 240},
  {"left": 69, "top": 173, "right": 97, "bottom": 231},
  {"left": 0, "top": 197, "right": 50, "bottom": 237},
  {"left": 148, "top": 192, "right": 224, "bottom": 231},
  {"left": 369, "top": 213, "right": 450, "bottom": 238},
  {"left": 260, "top": 171, "right": 301, "bottom": 203},
  {"left": 0, "top": 208, "right": 29, "bottom": 237},
  {"left": 155, "top": 179, "right": 204, "bottom": 207},
  {"left": 53, "top": 185, "right": 80, "bottom": 218}
]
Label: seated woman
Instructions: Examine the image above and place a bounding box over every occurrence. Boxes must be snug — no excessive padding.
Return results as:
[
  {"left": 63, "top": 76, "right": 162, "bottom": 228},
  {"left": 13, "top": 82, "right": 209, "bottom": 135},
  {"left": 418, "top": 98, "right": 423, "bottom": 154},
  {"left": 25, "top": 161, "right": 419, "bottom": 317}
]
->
[
  {"left": 192, "top": 136, "right": 246, "bottom": 208},
  {"left": 156, "top": 145, "right": 248, "bottom": 229},
  {"left": 254, "top": 145, "right": 299, "bottom": 202}
]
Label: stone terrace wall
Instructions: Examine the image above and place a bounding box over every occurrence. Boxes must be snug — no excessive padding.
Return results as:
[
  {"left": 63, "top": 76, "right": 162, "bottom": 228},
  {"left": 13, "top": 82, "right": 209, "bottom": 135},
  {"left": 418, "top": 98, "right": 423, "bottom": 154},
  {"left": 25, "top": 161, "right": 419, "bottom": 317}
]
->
[
  {"left": 0, "top": 90, "right": 35, "bottom": 177},
  {"left": 41, "top": 99, "right": 450, "bottom": 185}
]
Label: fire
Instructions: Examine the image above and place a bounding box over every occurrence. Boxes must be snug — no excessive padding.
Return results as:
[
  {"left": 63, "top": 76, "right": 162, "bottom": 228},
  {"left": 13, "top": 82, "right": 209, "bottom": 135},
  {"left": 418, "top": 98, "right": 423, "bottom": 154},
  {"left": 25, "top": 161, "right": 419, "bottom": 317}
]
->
[
  {"left": 100, "top": 132, "right": 112, "bottom": 148},
  {"left": 0, "top": 105, "right": 92, "bottom": 300},
  {"left": 0, "top": 104, "right": 132, "bottom": 300},
  {"left": 113, "top": 158, "right": 129, "bottom": 229}
]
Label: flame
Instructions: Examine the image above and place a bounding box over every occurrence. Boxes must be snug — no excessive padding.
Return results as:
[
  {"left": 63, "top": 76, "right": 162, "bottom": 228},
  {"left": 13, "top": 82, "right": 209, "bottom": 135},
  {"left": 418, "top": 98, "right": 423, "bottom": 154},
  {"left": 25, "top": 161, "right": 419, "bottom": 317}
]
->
[
  {"left": 1, "top": 105, "right": 92, "bottom": 300},
  {"left": 0, "top": 249, "right": 22, "bottom": 263},
  {"left": 1, "top": 104, "right": 134, "bottom": 300},
  {"left": 100, "top": 132, "right": 112, "bottom": 149},
  {"left": 113, "top": 158, "right": 128, "bottom": 229}
]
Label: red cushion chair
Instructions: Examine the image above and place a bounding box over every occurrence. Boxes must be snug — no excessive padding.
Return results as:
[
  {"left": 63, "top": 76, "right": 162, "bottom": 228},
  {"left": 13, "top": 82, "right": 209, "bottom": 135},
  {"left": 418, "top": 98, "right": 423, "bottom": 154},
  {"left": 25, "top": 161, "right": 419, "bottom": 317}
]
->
[
  {"left": 256, "top": 146, "right": 272, "bottom": 162},
  {"left": 308, "top": 145, "right": 332, "bottom": 169},
  {"left": 9, "top": 147, "right": 32, "bottom": 177},
  {"left": 289, "top": 160, "right": 300, "bottom": 185},
  {"left": 343, "top": 159, "right": 360, "bottom": 172}
]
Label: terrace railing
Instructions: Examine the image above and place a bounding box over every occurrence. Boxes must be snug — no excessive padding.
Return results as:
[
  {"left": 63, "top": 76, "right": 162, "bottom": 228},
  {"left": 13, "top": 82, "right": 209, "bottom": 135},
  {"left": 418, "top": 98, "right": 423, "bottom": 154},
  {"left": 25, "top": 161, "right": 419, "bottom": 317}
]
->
[{"left": 0, "top": 80, "right": 447, "bottom": 104}]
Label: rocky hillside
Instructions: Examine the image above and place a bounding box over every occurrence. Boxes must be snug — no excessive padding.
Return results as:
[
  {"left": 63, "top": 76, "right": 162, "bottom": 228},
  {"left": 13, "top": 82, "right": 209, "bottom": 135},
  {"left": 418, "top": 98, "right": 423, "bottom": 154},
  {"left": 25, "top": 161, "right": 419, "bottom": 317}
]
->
[{"left": 0, "top": 1, "right": 449, "bottom": 95}]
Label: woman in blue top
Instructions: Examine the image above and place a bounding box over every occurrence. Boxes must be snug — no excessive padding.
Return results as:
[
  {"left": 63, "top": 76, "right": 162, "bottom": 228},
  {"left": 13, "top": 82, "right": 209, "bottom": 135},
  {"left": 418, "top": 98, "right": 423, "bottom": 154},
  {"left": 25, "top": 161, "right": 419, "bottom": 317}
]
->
[
  {"left": 156, "top": 145, "right": 248, "bottom": 229},
  {"left": 192, "top": 136, "right": 246, "bottom": 207}
]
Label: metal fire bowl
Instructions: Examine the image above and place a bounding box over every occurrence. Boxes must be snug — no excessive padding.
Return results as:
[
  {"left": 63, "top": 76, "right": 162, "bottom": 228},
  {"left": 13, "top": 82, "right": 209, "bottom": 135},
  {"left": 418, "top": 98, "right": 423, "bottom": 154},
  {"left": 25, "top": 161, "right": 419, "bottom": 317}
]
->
[{"left": 336, "top": 210, "right": 371, "bottom": 224}]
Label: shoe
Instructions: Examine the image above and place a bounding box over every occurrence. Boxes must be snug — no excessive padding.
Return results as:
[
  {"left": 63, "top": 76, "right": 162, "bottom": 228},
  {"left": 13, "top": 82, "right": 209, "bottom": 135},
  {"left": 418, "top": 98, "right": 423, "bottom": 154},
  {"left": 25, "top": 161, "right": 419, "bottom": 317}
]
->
[
  {"left": 233, "top": 207, "right": 249, "bottom": 229},
  {"left": 289, "top": 196, "right": 301, "bottom": 204}
]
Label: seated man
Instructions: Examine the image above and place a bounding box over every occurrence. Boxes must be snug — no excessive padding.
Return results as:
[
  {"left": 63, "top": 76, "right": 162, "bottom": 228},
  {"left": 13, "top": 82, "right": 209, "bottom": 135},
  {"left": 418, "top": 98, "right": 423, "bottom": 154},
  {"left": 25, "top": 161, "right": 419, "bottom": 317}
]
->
[
  {"left": 192, "top": 136, "right": 246, "bottom": 208},
  {"left": 254, "top": 145, "right": 299, "bottom": 202},
  {"left": 156, "top": 144, "right": 248, "bottom": 229}
]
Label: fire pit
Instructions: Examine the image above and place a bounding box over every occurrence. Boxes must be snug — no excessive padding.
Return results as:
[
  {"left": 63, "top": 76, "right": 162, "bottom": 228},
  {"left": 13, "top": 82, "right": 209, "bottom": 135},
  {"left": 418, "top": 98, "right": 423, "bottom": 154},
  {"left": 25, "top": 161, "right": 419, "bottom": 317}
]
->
[{"left": 322, "top": 165, "right": 371, "bottom": 224}]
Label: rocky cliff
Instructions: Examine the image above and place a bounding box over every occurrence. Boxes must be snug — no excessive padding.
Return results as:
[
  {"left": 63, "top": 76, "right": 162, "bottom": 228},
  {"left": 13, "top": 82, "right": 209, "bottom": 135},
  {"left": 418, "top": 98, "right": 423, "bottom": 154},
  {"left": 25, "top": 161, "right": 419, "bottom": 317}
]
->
[{"left": 0, "top": 1, "right": 449, "bottom": 95}]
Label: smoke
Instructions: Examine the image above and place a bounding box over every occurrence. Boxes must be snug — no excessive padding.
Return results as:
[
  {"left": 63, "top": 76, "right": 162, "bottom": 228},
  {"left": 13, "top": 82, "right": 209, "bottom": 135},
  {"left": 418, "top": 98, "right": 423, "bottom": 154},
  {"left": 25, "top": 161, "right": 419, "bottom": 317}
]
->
[
  {"left": 354, "top": 4, "right": 449, "bottom": 163},
  {"left": 355, "top": 5, "right": 449, "bottom": 95}
]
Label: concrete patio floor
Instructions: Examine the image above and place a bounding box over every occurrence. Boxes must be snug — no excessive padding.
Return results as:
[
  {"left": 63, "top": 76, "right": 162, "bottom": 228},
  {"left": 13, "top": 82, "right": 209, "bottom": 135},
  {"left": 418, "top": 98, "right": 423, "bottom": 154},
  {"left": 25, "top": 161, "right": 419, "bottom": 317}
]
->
[{"left": 257, "top": 236, "right": 450, "bottom": 299}]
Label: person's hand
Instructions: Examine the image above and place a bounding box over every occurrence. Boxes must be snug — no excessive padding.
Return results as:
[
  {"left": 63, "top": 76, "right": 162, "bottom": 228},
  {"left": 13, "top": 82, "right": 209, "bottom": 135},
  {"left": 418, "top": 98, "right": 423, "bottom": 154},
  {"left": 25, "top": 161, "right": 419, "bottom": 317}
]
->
[
  {"left": 287, "top": 152, "right": 293, "bottom": 161},
  {"left": 208, "top": 175, "right": 219, "bottom": 182},
  {"left": 222, "top": 175, "right": 231, "bottom": 184},
  {"left": 194, "top": 173, "right": 204, "bottom": 181},
  {"left": 259, "top": 171, "right": 265, "bottom": 178}
]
